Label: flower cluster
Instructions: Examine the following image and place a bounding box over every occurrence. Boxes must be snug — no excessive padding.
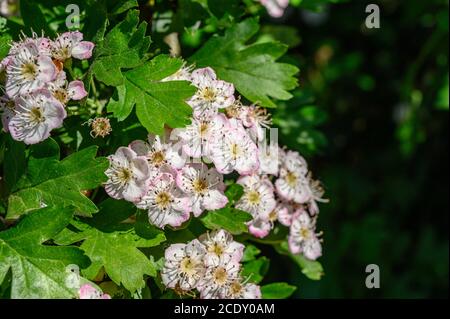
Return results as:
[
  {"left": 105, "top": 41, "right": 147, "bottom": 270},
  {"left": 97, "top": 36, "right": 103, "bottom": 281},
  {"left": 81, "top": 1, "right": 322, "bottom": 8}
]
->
[
  {"left": 78, "top": 284, "right": 111, "bottom": 299},
  {"left": 104, "top": 65, "right": 326, "bottom": 260},
  {"left": 259, "top": 0, "right": 289, "bottom": 18},
  {"left": 0, "top": 31, "right": 94, "bottom": 144},
  {"left": 161, "top": 229, "right": 261, "bottom": 299}
]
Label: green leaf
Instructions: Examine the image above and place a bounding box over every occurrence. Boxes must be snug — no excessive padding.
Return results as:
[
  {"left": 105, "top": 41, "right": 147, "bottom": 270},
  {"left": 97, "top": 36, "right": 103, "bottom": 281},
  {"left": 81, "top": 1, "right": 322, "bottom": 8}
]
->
[
  {"left": 241, "top": 256, "right": 270, "bottom": 283},
  {"left": 201, "top": 207, "right": 252, "bottom": 235},
  {"left": 0, "top": 206, "right": 89, "bottom": 299},
  {"left": 276, "top": 241, "right": 324, "bottom": 280},
  {"left": 54, "top": 200, "right": 166, "bottom": 293},
  {"left": 242, "top": 244, "right": 261, "bottom": 262},
  {"left": 3, "top": 136, "right": 26, "bottom": 193},
  {"left": 6, "top": 140, "right": 109, "bottom": 219},
  {"left": 107, "top": 55, "right": 196, "bottom": 134},
  {"left": 0, "top": 34, "right": 11, "bottom": 60},
  {"left": 19, "top": 0, "right": 55, "bottom": 37},
  {"left": 189, "top": 18, "right": 299, "bottom": 107},
  {"left": 261, "top": 282, "right": 297, "bottom": 299},
  {"left": 92, "top": 10, "right": 151, "bottom": 87}
]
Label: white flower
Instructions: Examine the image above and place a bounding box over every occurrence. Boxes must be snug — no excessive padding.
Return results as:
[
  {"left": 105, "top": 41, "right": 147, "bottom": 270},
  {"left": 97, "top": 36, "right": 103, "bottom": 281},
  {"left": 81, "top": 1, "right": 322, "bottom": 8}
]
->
[
  {"left": 136, "top": 173, "right": 191, "bottom": 229},
  {"left": 51, "top": 31, "right": 95, "bottom": 61},
  {"left": 161, "top": 240, "right": 206, "bottom": 291},
  {"left": 197, "top": 254, "right": 241, "bottom": 299},
  {"left": 259, "top": 0, "right": 289, "bottom": 18},
  {"left": 47, "top": 71, "right": 87, "bottom": 104},
  {"left": 78, "top": 284, "right": 111, "bottom": 299},
  {"left": 240, "top": 105, "right": 272, "bottom": 142},
  {"left": 236, "top": 175, "right": 276, "bottom": 220},
  {"left": 176, "top": 163, "right": 228, "bottom": 217},
  {"left": 304, "top": 173, "right": 329, "bottom": 215},
  {"left": 175, "top": 113, "right": 228, "bottom": 159},
  {"left": 199, "top": 230, "right": 244, "bottom": 265},
  {"left": 5, "top": 43, "right": 57, "bottom": 97},
  {"left": 288, "top": 211, "right": 322, "bottom": 260},
  {"left": 104, "top": 147, "right": 151, "bottom": 203},
  {"left": 130, "top": 134, "right": 185, "bottom": 171},
  {"left": 275, "top": 150, "right": 310, "bottom": 203},
  {"left": 209, "top": 118, "right": 259, "bottom": 175},
  {"left": 248, "top": 217, "right": 273, "bottom": 238},
  {"left": 8, "top": 90, "right": 66, "bottom": 144},
  {"left": 223, "top": 278, "right": 262, "bottom": 299},
  {"left": 258, "top": 144, "right": 280, "bottom": 176},
  {"left": 189, "top": 67, "right": 235, "bottom": 119}
]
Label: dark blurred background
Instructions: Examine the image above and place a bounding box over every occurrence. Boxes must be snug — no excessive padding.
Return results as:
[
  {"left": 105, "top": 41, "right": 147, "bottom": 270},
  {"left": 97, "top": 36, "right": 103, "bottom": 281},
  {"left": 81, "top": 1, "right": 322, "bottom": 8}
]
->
[{"left": 265, "top": 0, "right": 449, "bottom": 298}]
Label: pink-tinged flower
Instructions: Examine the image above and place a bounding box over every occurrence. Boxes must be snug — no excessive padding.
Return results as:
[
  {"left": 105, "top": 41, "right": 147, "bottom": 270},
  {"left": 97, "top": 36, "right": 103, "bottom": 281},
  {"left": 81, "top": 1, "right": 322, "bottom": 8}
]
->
[
  {"left": 5, "top": 43, "right": 57, "bottom": 97},
  {"left": 47, "top": 72, "right": 87, "bottom": 103},
  {"left": 236, "top": 175, "right": 276, "bottom": 220},
  {"left": 78, "top": 284, "right": 111, "bottom": 299},
  {"left": 161, "top": 240, "right": 206, "bottom": 291},
  {"left": 209, "top": 119, "right": 259, "bottom": 175},
  {"left": 189, "top": 67, "right": 235, "bottom": 119},
  {"left": 8, "top": 32, "right": 52, "bottom": 57},
  {"left": 304, "top": 173, "right": 329, "bottom": 215},
  {"left": 240, "top": 105, "right": 272, "bottom": 142},
  {"left": 197, "top": 254, "right": 241, "bottom": 299},
  {"left": 104, "top": 147, "right": 151, "bottom": 203},
  {"left": 275, "top": 201, "right": 302, "bottom": 227},
  {"left": 288, "top": 211, "right": 322, "bottom": 260},
  {"left": 51, "top": 31, "right": 95, "bottom": 61},
  {"left": 136, "top": 173, "right": 191, "bottom": 229},
  {"left": 176, "top": 163, "right": 228, "bottom": 217},
  {"left": 248, "top": 217, "right": 273, "bottom": 238},
  {"left": 259, "top": 0, "right": 289, "bottom": 18},
  {"left": 199, "top": 229, "right": 244, "bottom": 265},
  {"left": 223, "top": 279, "right": 262, "bottom": 299},
  {"left": 0, "top": 96, "right": 15, "bottom": 132},
  {"left": 8, "top": 90, "right": 66, "bottom": 144},
  {"left": 275, "top": 150, "right": 310, "bottom": 203},
  {"left": 175, "top": 113, "right": 228, "bottom": 159},
  {"left": 130, "top": 134, "right": 185, "bottom": 171},
  {"left": 258, "top": 144, "right": 280, "bottom": 176}
]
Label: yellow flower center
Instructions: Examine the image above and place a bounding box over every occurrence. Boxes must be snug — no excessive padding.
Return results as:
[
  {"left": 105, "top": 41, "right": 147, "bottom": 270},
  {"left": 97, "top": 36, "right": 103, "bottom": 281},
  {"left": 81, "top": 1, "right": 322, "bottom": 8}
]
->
[
  {"left": 201, "top": 87, "right": 216, "bottom": 101},
  {"left": 30, "top": 107, "right": 45, "bottom": 123},
  {"left": 213, "top": 267, "right": 228, "bottom": 285},
  {"left": 286, "top": 172, "right": 298, "bottom": 187},
  {"left": 300, "top": 227, "right": 311, "bottom": 239},
  {"left": 209, "top": 243, "right": 224, "bottom": 256},
  {"left": 21, "top": 62, "right": 37, "bottom": 80},
  {"left": 155, "top": 192, "right": 171, "bottom": 208},
  {"left": 230, "top": 143, "right": 240, "bottom": 159},
  {"left": 247, "top": 191, "right": 261, "bottom": 205},
  {"left": 230, "top": 281, "right": 243, "bottom": 295},
  {"left": 193, "top": 178, "right": 208, "bottom": 194},
  {"left": 151, "top": 151, "right": 165, "bottom": 166},
  {"left": 180, "top": 257, "right": 197, "bottom": 275}
]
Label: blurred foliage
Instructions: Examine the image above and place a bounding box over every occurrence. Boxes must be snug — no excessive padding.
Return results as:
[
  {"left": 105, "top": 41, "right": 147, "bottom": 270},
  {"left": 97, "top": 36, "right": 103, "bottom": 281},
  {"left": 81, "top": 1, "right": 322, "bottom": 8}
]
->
[{"left": 267, "top": 0, "right": 449, "bottom": 298}]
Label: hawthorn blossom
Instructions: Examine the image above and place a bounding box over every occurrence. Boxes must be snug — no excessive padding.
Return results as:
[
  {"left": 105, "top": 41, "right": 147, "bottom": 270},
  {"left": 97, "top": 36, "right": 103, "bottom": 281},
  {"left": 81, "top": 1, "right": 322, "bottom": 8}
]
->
[
  {"left": 78, "top": 284, "right": 111, "bottom": 299},
  {"left": 197, "top": 255, "right": 241, "bottom": 299},
  {"left": 5, "top": 43, "right": 56, "bottom": 97},
  {"left": 240, "top": 105, "right": 272, "bottom": 142},
  {"left": 137, "top": 173, "right": 191, "bottom": 229},
  {"left": 51, "top": 31, "right": 95, "bottom": 61},
  {"left": 8, "top": 90, "right": 66, "bottom": 144},
  {"left": 304, "top": 173, "right": 329, "bottom": 215},
  {"left": 199, "top": 229, "right": 244, "bottom": 265},
  {"left": 47, "top": 71, "right": 87, "bottom": 104},
  {"left": 236, "top": 175, "right": 276, "bottom": 221},
  {"left": 176, "top": 163, "right": 228, "bottom": 217},
  {"left": 248, "top": 217, "right": 273, "bottom": 239},
  {"left": 189, "top": 67, "right": 235, "bottom": 119},
  {"left": 175, "top": 113, "right": 228, "bottom": 158},
  {"left": 275, "top": 150, "right": 310, "bottom": 203},
  {"left": 223, "top": 278, "right": 262, "bottom": 299},
  {"left": 161, "top": 240, "right": 206, "bottom": 291},
  {"left": 130, "top": 134, "right": 185, "bottom": 173},
  {"left": 258, "top": 144, "right": 280, "bottom": 176},
  {"left": 259, "top": 0, "right": 289, "bottom": 18},
  {"left": 288, "top": 211, "right": 322, "bottom": 260},
  {"left": 104, "top": 147, "right": 151, "bottom": 203},
  {"left": 209, "top": 119, "right": 259, "bottom": 175}
]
